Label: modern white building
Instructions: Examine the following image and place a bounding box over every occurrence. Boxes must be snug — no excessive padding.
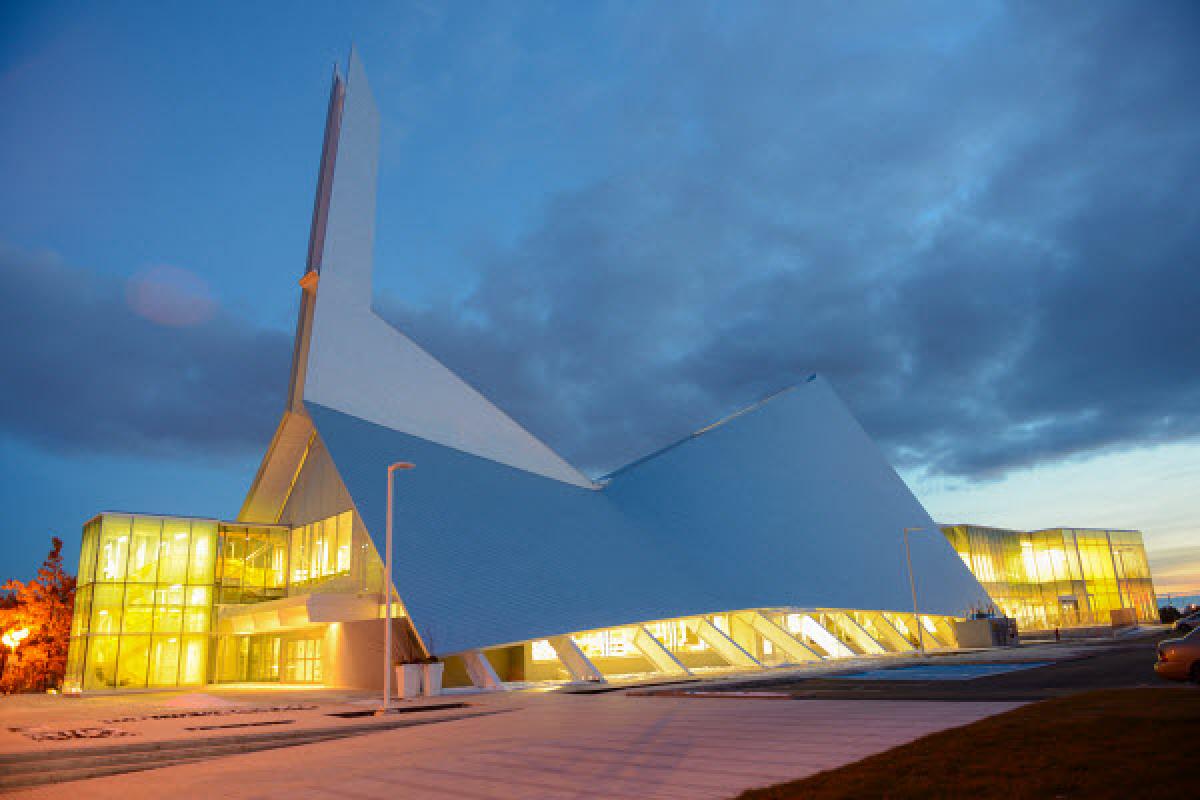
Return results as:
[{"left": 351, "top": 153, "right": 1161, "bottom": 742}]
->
[{"left": 64, "top": 52, "right": 993, "bottom": 693}]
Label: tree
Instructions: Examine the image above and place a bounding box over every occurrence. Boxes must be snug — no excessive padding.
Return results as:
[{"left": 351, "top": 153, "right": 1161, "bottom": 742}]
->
[{"left": 1, "top": 538, "right": 76, "bottom": 693}]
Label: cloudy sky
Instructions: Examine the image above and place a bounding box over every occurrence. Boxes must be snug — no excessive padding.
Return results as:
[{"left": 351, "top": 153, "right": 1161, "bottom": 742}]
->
[{"left": 2, "top": 2, "right": 1197, "bottom": 592}]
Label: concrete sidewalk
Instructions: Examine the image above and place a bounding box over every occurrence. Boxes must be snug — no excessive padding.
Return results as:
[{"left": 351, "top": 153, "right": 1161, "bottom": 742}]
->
[
  {"left": 0, "top": 687, "right": 473, "bottom": 755},
  {"left": 7, "top": 691, "right": 1019, "bottom": 799}
]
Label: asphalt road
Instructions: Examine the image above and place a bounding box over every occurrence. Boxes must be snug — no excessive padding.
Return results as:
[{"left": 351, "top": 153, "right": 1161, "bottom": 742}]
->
[{"left": 718, "top": 632, "right": 1183, "bottom": 701}]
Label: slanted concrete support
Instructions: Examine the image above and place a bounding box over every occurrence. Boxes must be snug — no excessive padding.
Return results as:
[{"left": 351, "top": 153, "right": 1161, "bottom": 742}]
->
[
  {"left": 685, "top": 618, "right": 760, "bottom": 668},
  {"left": 829, "top": 612, "right": 887, "bottom": 655},
  {"left": 632, "top": 626, "right": 691, "bottom": 676},
  {"left": 729, "top": 614, "right": 761, "bottom": 657},
  {"left": 887, "top": 612, "right": 945, "bottom": 650},
  {"left": 917, "top": 615, "right": 949, "bottom": 648},
  {"left": 736, "top": 612, "right": 821, "bottom": 663},
  {"left": 794, "top": 614, "right": 855, "bottom": 659},
  {"left": 462, "top": 649, "right": 503, "bottom": 690},
  {"left": 892, "top": 612, "right": 947, "bottom": 648},
  {"left": 930, "top": 616, "right": 959, "bottom": 649},
  {"left": 549, "top": 635, "right": 605, "bottom": 683},
  {"left": 865, "top": 612, "right": 916, "bottom": 653}
]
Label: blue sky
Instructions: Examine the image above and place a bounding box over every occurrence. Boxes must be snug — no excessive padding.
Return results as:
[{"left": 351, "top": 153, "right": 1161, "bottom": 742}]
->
[{"left": 2, "top": 1, "right": 1198, "bottom": 591}]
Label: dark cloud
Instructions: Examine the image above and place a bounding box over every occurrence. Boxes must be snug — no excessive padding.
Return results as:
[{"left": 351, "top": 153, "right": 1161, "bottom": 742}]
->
[
  {"left": 379, "top": 2, "right": 1200, "bottom": 479},
  {"left": 0, "top": 245, "right": 288, "bottom": 459},
  {"left": 4, "top": 4, "right": 1197, "bottom": 484}
]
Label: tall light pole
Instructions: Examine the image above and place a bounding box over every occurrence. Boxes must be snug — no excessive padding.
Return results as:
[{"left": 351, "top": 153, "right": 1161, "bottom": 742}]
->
[
  {"left": 382, "top": 461, "right": 414, "bottom": 713},
  {"left": 903, "top": 527, "right": 927, "bottom": 657}
]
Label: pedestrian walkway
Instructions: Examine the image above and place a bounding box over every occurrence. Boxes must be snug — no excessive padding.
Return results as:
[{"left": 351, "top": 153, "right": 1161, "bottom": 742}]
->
[{"left": 9, "top": 691, "right": 1018, "bottom": 799}]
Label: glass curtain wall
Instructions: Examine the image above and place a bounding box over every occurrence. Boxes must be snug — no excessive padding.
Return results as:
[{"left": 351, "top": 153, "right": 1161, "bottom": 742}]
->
[
  {"left": 211, "top": 632, "right": 324, "bottom": 684},
  {"left": 66, "top": 509, "right": 384, "bottom": 691},
  {"left": 214, "top": 525, "right": 289, "bottom": 605},
  {"left": 65, "top": 514, "right": 217, "bottom": 691},
  {"left": 288, "top": 511, "right": 354, "bottom": 589},
  {"left": 942, "top": 525, "right": 1158, "bottom": 628}
]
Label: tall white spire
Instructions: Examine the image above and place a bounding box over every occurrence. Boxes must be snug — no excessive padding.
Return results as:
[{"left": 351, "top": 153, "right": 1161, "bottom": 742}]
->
[{"left": 301, "top": 50, "right": 596, "bottom": 488}]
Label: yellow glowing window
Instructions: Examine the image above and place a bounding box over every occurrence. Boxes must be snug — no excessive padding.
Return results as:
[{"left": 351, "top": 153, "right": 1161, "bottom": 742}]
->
[
  {"left": 188, "top": 521, "right": 217, "bottom": 583},
  {"left": 159, "top": 521, "right": 190, "bottom": 584},
  {"left": 97, "top": 517, "right": 131, "bottom": 582},
  {"left": 573, "top": 629, "right": 630, "bottom": 658},
  {"left": 531, "top": 639, "right": 557, "bottom": 661}
]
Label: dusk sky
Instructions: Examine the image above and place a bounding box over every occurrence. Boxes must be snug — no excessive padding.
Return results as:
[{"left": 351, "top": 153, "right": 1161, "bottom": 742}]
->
[{"left": 2, "top": 2, "right": 1197, "bottom": 592}]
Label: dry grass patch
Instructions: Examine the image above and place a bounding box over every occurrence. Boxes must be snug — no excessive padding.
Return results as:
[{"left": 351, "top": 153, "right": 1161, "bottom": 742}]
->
[{"left": 737, "top": 688, "right": 1197, "bottom": 800}]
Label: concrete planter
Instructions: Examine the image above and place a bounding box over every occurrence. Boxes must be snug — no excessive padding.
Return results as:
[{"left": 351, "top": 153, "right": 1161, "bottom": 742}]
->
[
  {"left": 422, "top": 662, "right": 444, "bottom": 697},
  {"left": 395, "top": 663, "right": 423, "bottom": 698}
]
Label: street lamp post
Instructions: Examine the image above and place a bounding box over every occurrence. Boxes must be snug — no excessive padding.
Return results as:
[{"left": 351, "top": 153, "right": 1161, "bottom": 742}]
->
[
  {"left": 382, "top": 462, "right": 415, "bottom": 714},
  {"left": 903, "top": 527, "right": 927, "bottom": 657}
]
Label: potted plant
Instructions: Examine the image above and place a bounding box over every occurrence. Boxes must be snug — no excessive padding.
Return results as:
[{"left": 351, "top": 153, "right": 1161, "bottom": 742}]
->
[
  {"left": 394, "top": 661, "right": 423, "bottom": 699},
  {"left": 419, "top": 655, "right": 443, "bottom": 697}
]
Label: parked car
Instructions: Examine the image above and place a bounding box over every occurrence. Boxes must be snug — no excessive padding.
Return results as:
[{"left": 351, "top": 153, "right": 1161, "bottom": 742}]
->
[
  {"left": 1174, "top": 610, "right": 1200, "bottom": 634},
  {"left": 1155, "top": 627, "right": 1200, "bottom": 682}
]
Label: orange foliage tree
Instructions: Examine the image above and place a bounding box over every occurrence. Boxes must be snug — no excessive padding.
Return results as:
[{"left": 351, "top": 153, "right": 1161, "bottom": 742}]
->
[{"left": 1, "top": 538, "right": 76, "bottom": 693}]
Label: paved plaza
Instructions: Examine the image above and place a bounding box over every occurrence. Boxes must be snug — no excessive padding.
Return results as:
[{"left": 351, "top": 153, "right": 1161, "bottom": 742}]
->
[
  {"left": 7, "top": 639, "right": 1160, "bottom": 798},
  {"left": 6, "top": 688, "right": 1018, "bottom": 799}
]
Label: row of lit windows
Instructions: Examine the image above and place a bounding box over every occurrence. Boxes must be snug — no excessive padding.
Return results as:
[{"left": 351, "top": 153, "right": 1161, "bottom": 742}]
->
[
  {"left": 66, "top": 634, "right": 208, "bottom": 691},
  {"left": 80, "top": 513, "right": 359, "bottom": 603},
  {"left": 79, "top": 515, "right": 218, "bottom": 587},
  {"left": 290, "top": 511, "right": 354, "bottom": 587},
  {"left": 531, "top": 611, "right": 951, "bottom": 664},
  {"left": 943, "top": 526, "right": 1158, "bottom": 626},
  {"left": 71, "top": 583, "right": 212, "bottom": 637}
]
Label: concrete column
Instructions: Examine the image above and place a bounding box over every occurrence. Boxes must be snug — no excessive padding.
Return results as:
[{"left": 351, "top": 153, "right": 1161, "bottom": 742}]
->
[
  {"left": 796, "top": 614, "right": 855, "bottom": 659},
  {"left": 865, "top": 612, "right": 916, "bottom": 653},
  {"left": 685, "top": 618, "right": 760, "bottom": 668},
  {"left": 631, "top": 627, "right": 691, "bottom": 676},
  {"left": 462, "top": 650, "right": 503, "bottom": 690},
  {"left": 828, "top": 612, "right": 887, "bottom": 655},
  {"left": 735, "top": 612, "right": 821, "bottom": 663},
  {"left": 549, "top": 636, "right": 606, "bottom": 683}
]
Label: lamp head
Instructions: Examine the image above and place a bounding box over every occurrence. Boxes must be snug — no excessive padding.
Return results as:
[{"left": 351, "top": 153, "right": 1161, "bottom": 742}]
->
[{"left": 2, "top": 627, "right": 30, "bottom": 650}]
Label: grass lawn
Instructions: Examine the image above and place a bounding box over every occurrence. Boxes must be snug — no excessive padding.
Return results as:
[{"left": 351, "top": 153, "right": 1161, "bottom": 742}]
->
[{"left": 736, "top": 688, "right": 1197, "bottom": 799}]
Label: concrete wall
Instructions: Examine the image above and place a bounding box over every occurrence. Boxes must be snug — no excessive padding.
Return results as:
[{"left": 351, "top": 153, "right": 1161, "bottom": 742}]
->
[
  {"left": 442, "top": 646, "right": 524, "bottom": 688},
  {"left": 326, "top": 617, "right": 423, "bottom": 689}
]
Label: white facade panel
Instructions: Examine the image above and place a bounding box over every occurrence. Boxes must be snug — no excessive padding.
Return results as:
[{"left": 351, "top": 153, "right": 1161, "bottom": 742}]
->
[{"left": 303, "top": 50, "right": 594, "bottom": 490}]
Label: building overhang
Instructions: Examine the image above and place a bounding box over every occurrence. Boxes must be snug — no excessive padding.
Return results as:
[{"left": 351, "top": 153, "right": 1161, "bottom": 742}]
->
[{"left": 215, "top": 592, "right": 384, "bottom": 635}]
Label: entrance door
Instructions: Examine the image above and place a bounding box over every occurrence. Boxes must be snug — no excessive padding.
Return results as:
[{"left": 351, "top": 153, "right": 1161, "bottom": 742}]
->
[{"left": 282, "top": 638, "right": 323, "bottom": 683}]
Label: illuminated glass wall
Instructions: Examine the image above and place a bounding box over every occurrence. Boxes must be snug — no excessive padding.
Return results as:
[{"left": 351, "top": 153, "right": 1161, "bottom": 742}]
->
[
  {"left": 289, "top": 511, "right": 354, "bottom": 589},
  {"left": 65, "top": 511, "right": 375, "bottom": 691},
  {"left": 942, "top": 525, "right": 1158, "bottom": 629},
  {"left": 214, "top": 525, "right": 289, "bottom": 605},
  {"left": 209, "top": 632, "right": 325, "bottom": 684},
  {"left": 65, "top": 514, "right": 218, "bottom": 691}
]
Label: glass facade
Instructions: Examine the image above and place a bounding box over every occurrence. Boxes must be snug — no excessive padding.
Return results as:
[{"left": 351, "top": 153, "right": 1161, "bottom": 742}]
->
[
  {"left": 209, "top": 632, "right": 324, "bottom": 684},
  {"left": 520, "top": 607, "right": 964, "bottom": 684},
  {"left": 942, "top": 525, "right": 1158, "bottom": 629},
  {"left": 215, "top": 525, "right": 289, "bottom": 605},
  {"left": 289, "top": 511, "right": 354, "bottom": 589},
  {"left": 65, "top": 510, "right": 382, "bottom": 692},
  {"left": 66, "top": 514, "right": 218, "bottom": 691}
]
